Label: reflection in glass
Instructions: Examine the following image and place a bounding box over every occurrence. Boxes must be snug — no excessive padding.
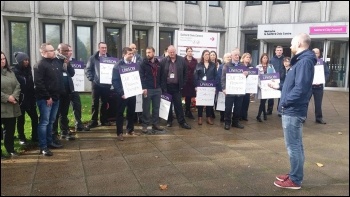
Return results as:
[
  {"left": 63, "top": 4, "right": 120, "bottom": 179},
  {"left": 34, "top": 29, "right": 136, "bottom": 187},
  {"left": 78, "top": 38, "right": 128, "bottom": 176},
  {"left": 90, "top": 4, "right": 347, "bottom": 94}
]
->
[
  {"left": 133, "top": 30, "right": 148, "bottom": 58},
  {"left": 10, "top": 22, "right": 29, "bottom": 64},
  {"left": 44, "top": 24, "right": 61, "bottom": 50},
  {"left": 106, "top": 28, "right": 121, "bottom": 58},
  {"left": 159, "top": 31, "right": 173, "bottom": 56},
  {"left": 76, "top": 26, "right": 92, "bottom": 63},
  {"left": 245, "top": 34, "right": 260, "bottom": 66},
  {"left": 326, "top": 41, "right": 348, "bottom": 88}
]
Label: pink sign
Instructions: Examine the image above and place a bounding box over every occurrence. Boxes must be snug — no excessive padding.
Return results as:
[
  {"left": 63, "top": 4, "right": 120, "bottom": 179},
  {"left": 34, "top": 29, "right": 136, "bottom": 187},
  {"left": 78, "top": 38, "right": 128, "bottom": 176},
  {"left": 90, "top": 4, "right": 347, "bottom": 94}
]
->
[{"left": 310, "top": 25, "right": 347, "bottom": 34}]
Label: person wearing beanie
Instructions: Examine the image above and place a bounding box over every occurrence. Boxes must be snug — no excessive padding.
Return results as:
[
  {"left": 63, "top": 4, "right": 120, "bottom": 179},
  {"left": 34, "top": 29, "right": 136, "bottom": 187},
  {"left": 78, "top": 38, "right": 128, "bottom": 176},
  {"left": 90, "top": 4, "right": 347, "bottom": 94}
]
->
[{"left": 12, "top": 52, "right": 39, "bottom": 145}]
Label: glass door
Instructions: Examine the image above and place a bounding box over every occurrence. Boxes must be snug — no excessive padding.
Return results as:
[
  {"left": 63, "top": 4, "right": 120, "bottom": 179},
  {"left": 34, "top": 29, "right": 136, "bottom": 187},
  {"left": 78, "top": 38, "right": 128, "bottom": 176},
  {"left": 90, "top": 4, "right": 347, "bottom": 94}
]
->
[{"left": 325, "top": 40, "right": 348, "bottom": 88}]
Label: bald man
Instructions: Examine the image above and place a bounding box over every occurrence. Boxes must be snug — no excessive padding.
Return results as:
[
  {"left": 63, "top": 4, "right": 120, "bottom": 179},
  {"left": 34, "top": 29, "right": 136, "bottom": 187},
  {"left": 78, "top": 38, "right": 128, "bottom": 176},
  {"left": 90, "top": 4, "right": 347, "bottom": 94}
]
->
[
  {"left": 269, "top": 33, "right": 316, "bottom": 190},
  {"left": 311, "top": 48, "right": 330, "bottom": 124},
  {"left": 159, "top": 45, "right": 191, "bottom": 129}
]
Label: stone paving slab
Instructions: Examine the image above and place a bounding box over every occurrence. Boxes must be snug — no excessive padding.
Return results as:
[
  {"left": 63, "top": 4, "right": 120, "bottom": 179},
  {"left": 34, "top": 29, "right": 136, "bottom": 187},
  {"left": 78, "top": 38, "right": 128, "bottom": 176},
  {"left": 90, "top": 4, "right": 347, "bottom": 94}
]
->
[{"left": 1, "top": 91, "right": 349, "bottom": 196}]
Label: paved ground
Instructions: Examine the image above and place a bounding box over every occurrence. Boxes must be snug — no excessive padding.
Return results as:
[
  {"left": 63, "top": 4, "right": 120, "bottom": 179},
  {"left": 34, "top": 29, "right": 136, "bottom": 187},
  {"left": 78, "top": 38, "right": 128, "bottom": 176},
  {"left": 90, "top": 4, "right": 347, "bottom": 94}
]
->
[{"left": 1, "top": 90, "right": 349, "bottom": 196}]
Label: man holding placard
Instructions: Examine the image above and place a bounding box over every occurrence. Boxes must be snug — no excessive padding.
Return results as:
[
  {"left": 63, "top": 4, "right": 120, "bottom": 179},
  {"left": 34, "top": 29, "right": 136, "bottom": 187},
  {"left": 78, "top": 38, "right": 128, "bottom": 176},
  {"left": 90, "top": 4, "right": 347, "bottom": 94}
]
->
[
  {"left": 160, "top": 45, "right": 191, "bottom": 129},
  {"left": 112, "top": 47, "right": 142, "bottom": 141},
  {"left": 139, "top": 47, "right": 164, "bottom": 134},
  {"left": 311, "top": 48, "right": 330, "bottom": 124},
  {"left": 221, "top": 48, "right": 247, "bottom": 130},
  {"left": 85, "top": 42, "right": 113, "bottom": 129}
]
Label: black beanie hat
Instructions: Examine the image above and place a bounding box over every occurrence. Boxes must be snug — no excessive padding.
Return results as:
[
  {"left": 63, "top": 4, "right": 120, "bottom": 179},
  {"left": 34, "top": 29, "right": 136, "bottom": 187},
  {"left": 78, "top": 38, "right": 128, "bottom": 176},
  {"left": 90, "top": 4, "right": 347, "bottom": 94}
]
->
[{"left": 14, "top": 52, "right": 29, "bottom": 63}]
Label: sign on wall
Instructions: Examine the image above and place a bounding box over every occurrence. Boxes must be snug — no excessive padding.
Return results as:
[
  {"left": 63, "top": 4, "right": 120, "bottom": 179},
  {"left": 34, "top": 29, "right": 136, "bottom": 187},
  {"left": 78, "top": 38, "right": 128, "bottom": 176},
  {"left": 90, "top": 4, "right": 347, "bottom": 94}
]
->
[{"left": 175, "top": 30, "right": 220, "bottom": 59}]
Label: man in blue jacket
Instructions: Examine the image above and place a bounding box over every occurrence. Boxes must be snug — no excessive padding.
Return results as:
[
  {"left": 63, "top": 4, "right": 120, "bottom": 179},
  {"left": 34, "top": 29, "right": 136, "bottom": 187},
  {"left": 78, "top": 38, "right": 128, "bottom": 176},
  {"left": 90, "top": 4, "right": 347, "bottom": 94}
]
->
[{"left": 269, "top": 33, "right": 316, "bottom": 190}]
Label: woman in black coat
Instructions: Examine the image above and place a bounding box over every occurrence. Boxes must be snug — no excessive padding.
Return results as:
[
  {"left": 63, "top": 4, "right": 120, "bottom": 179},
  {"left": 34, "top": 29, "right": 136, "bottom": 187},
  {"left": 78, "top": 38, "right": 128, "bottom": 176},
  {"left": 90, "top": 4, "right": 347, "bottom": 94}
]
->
[{"left": 13, "top": 52, "right": 38, "bottom": 144}]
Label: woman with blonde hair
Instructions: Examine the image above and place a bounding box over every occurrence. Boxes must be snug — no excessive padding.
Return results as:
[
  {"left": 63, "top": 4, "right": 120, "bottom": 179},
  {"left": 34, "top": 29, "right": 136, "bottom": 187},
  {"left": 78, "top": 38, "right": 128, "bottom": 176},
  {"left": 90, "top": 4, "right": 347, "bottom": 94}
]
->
[
  {"left": 240, "top": 53, "right": 254, "bottom": 121},
  {"left": 255, "top": 53, "right": 275, "bottom": 122}
]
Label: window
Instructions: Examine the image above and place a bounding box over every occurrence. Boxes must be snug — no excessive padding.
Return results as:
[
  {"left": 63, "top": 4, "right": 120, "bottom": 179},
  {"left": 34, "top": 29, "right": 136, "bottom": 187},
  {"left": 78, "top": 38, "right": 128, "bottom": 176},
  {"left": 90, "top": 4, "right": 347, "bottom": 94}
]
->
[
  {"left": 273, "top": 1, "right": 289, "bottom": 4},
  {"left": 302, "top": 1, "right": 319, "bottom": 3},
  {"left": 159, "top": 31, "right": 173, "bottom": 56},
  {"left": 185, "top": 1, "right": 197, "bottom": 5},
  {"left": 133, "top": 30, "right": 148, "bottom": 58},
  {"left": 43, "top": 23, "right": 62, "bottom": 50},
  {"left": 9, "top": 21, "right": 30, "bottom": 65},
  {"left": 244, "top": 34, "right": 260, "bottom": 66},
  {"left": 246, "top": 1, "right": 262, "bottom": 6},
  {"left": 75, "top": 25, "right": 93, "bottom": 63},
  {"left": 209, "top": 1, "right": 220, "bottom": 7},
  {"left": 105, "top": 27, "right": 122, "bottom": 58}
]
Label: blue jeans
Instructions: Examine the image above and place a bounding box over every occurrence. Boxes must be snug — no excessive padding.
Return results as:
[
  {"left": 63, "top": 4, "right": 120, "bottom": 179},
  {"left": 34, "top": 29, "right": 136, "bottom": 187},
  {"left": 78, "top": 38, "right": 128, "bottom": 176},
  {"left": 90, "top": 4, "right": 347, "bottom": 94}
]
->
[
  {"left": 37, "top": 99, "right": 60, "bottom": 149},
  {"left": 281, "top": 115, "right": 306, "bottom": 186}
]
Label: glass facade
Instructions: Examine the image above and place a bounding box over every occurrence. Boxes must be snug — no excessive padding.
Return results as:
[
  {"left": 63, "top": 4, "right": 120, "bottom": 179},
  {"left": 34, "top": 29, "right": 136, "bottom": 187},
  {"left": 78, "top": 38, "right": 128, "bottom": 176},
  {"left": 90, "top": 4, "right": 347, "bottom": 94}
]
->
[
  {"left": 75, "top": 25, "right": 92, "bottom": 63},
  {"left": 133, "top": 30, "right": 148, "bottom": 58},
  {"left": 105, "top": 27, "right": 122, "bottom": 58},
  {"left": 9, "top": 21, "right": 29, "bottom": 65},
  {"left": 43, "top": 24, "right": 62, "bottom": 50}
]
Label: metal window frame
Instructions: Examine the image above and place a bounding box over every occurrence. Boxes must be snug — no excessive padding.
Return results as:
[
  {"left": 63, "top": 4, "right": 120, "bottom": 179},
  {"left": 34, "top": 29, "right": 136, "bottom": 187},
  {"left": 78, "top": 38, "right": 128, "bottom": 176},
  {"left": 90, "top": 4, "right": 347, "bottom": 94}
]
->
[
  {"left": 105, "top": 27, "right": 122, "bottom": 58},
  {"left": 9, "top": 21, "right": 30, "bottom": 65},
  {"left": 273, "top": 1, "right": 290, "bottom": 5},
  {"left": 209, "top": 1, "right": 220, "bottom": 7},
  {"left": 246, "top": 1, "right": 262, "bottom": 6},
  {"left": 185, "top": 1, "right": 198, "bottom": 5},
  {"left": 74, "top": 25, "right": 93, "bottom": 62},
  {"left": 43, "top": 23, "right": 62, "bottom": 46},
  {"left": 159, "top": 31, "right": 174, "bottom": 55},
  {"left": 133, "top": 29, "right": 149, "bottom": 58}
]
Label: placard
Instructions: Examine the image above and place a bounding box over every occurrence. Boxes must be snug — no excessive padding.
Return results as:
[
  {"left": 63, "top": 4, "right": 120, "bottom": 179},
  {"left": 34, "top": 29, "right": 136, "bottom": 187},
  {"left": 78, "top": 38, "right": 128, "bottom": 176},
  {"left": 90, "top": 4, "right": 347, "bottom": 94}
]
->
[
  {"left": 100, "top": 57, "right": 119, "bottom": 84},
  {"left": 259, "top": 73, "right": 281, "bottom": 99},
  {"left": 119, "top": 63, "right": 143, "bottom": 98},
  {"left": 245, "top": 68, "right": 259, "bottom": 93},
  {"left": 313, "top": 64, "right": 325, "bottom": 84},
  {"left": 216, "top": 92, "right": 225, "bottom": 111},
  {"left": 225, "top": 66, "right": 247, "bottom": 95},
  {"left": 196, "top": 81, "right": 216, "bottom": 106},
  {"left": 70, "top": 60, "right": 85, "bottom": 92},
  {"left": 159, "top": 93, "right": 172, "bottom": 120},
  {"left": 135, "top": 94, "right": 143, "bottom": 112}
]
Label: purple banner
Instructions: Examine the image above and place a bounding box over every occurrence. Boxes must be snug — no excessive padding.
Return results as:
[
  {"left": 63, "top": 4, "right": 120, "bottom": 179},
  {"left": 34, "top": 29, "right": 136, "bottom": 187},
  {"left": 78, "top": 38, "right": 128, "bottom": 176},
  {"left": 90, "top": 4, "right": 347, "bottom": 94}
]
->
[
  {"left": 161, "top": 93, "right": 172, "bottom": 102},
  {"left": 310, "top": 25, "right": 347, "bottom": 35},
  {"left": 198, "top": 80, "right": 215, "bottom": 87},
  {"left": 119, "top": 63, "right": 139, "bottom": 74},
  {"left": 259, "top": 73, "right": 280, "bottom": 80},
  {"left": 70, "top": 60, "right": 85, "bottom": 69},
  {"left": 247, "top": 68, "right": 259, "bottom": 75},
  {"left": 155, "top": 56, "right": 164, "bottom": 62},
  {"left": 227, "top": 66, "right": 247, "bottom": 73},
  {"left": 101, "top": 57, "right": 119, "bottom": 64}
]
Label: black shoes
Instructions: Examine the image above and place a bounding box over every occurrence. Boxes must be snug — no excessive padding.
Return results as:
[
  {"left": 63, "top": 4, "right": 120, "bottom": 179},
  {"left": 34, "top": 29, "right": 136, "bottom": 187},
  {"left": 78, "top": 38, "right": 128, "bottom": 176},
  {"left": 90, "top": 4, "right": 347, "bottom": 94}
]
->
[
  {"left": 152, "top": 125, "right": 164, "bottom": 131},
  {"left": 40, "top": 148, "right": 53, "bottom": 156},
  {"left": 241, "top": 118, "right": 249, "bottom": 121},
  {"left": 87, "top": 121, "right": 98, "bottom": 129},
  {"left": 61, "top": 131, "right": 76, "bottom": 141},
  {"left": 256, "top": 116, "right": 262, "bottom": 122},
  {"left": 49, "top": 142, "right": 63, "bottom": 149},
  {"left": 101, "top": 121, "right": 111, "bottom": 126},
  {"left": 76, "top": 125, "right": 90, "bottom": 131},
  {"left": 180, "top": 122, "right": 191, "bottom": 129},
  {"left": 232, "top": 122, "right": 244, "bottom": 129},
  {"left": 264, "top": 115, "right": 267, "bottom": 120},
  {"left": 316, "top": 119, "right": 326, "bottom": 124},
  {"left": 166, "top": 122, "right": 173, "bottom": 127},
  {"left": 224, "top": 124, "right": 230, "bottom": 130},
  {"left": 185, "top": 111, "right": 195, "bottom": 119}
]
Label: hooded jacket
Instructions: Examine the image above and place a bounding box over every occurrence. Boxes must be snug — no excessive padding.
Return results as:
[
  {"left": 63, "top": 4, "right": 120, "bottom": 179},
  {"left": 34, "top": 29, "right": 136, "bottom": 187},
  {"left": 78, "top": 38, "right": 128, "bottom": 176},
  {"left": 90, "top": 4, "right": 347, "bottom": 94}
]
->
[
  {"left": 278, "top": 49, "right": 317, "bottom": 117},
  {"left": 12, "top": 59, "right": 36, "bottom": 110}
]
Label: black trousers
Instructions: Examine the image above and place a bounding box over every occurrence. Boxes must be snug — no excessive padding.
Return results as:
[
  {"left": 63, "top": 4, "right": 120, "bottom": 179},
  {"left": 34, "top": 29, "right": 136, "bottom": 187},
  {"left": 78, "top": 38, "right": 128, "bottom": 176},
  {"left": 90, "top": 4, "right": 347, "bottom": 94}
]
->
[
  {"left": 257, "top": 99, "right": 267, "bottom": 117},
  {"left": 91, "top": 82, "right": 110, "bottom": 124},
  {"left": 267, "top": 99, "right": 274, "bottom": 113},
  {"left": 312, "top": 87, "right": 324, "bottom": 120},
  {"left": 17, "top": 107, "right": 38, "bottom": 141},
  {"left": 70, "top": 91, "right": 83, "bottom": 128},
  {"left": 53, "top": 93, "right": 70, "bottom": 134},
  {"left": 167, "top": 85, "right": 186, "bottom": 124},
  {"left": 224, "top": 95, "right": 243, "bottom": 125},
  {"left": 1, "top": 117, "right": 16, "bottom": 153},
  {"left": 185, "top": 96, "right": 192, "bottom": 112},
  {"left": 116, "top": 96, "right": 136, "bottom": 135},
  {"left": 241, "top": 93, "right": 251, "bottom": 119}
]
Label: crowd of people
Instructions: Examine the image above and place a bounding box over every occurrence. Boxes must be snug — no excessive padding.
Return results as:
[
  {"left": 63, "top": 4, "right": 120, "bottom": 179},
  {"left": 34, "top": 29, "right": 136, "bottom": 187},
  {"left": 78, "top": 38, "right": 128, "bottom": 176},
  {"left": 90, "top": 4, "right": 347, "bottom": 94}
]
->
[{"left": 1, "top": 33, "right": 330, "bottom": 190}]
